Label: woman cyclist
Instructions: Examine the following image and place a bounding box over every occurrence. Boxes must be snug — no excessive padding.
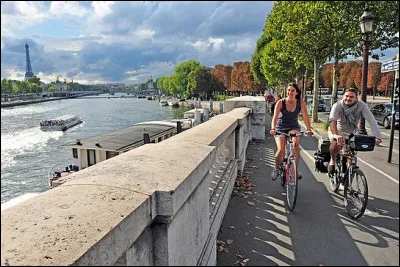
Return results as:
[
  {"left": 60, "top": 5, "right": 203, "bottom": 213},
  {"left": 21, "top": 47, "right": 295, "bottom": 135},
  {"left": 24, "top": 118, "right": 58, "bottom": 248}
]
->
[{"left": 270, "top": 83, "right": 313, "bottom": 180}]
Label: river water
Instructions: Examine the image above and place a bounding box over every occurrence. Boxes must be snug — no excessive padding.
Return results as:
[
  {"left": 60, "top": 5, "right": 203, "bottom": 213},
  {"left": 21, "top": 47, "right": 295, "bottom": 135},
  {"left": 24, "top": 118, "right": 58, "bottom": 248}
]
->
[{"left": 1, "top": 94, "right": 188, "bottom": 203}]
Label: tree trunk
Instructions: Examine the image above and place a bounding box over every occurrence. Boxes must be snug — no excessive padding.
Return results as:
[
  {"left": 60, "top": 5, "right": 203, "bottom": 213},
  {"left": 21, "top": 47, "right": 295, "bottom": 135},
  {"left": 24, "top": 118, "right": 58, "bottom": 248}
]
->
[
  {"left": 303, "top": 68, "right": 308, "bottom": 103},
  {"left": 312, "top": 58, "right": 319, "bottom": 123}
]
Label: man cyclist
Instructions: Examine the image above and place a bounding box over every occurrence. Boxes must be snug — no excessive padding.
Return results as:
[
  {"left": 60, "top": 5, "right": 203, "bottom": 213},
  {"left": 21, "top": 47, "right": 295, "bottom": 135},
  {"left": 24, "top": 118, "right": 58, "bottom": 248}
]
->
[
  {"left": 270, "top": 83, "right": 313, "bottom": 180},
  {"left": 266, "top": 92, "right": 275, "bottom": 114},
  {"left": 328, "top": 88, "right": 382, "bottom": 173}
]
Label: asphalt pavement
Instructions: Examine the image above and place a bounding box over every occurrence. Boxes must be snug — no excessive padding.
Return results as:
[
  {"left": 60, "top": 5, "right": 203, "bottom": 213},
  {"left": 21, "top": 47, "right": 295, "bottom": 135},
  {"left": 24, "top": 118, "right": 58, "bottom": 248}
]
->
[{"left": 216, "top": 112, "right": 399, "bottom": 266}]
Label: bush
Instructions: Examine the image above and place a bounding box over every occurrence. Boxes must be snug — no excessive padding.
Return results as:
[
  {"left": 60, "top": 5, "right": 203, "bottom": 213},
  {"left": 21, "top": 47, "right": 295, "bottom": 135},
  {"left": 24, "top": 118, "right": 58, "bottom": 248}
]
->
[{"left": 324, "top": 120, "right": 330, "bottom": 131}]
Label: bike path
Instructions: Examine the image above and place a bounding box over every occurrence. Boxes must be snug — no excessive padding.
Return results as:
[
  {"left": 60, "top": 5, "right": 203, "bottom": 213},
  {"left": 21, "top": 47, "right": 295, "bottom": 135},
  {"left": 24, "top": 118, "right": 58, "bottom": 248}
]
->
[{"left": 216, "top": 117, "right": 399, "bottom": 266}]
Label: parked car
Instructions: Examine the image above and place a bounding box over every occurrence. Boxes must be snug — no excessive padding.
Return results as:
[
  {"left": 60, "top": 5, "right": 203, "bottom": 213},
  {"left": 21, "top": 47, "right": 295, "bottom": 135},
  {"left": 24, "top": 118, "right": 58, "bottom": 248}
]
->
[
  {"left": 306, "top": 99, "right": 327, "bottom": 114},
  {"left": 318, "top": 99, "right": 326, "bottom": 112},
  {"left": 370, "top": 103, "right": 399, "bottom": 129}
]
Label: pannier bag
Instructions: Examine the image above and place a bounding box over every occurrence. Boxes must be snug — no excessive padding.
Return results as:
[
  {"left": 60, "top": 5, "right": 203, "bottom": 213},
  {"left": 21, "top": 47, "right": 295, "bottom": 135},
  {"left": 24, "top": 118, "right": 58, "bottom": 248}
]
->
[
  {"left": 318, "top": 137, "right": 331, "bottom": 154},
  {"left": 314, "top": 150, "right": 330, "bottom": 173},
  {"left": 349, "top": 134, "right": 375, "bottom": 152}
]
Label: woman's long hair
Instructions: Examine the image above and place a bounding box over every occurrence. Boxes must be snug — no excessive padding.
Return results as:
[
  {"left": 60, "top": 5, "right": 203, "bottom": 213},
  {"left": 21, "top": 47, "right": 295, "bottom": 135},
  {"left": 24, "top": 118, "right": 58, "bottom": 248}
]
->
[{"left": 288, "top": 82, "right": 301, "bottom": 99}]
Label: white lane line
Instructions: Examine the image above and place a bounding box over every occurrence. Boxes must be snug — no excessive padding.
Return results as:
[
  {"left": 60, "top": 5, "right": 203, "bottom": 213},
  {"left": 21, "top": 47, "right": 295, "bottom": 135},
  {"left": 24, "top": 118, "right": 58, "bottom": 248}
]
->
[
  {"left": 299, "top": 145, "right": 398, "bottom": 185},
  {"left": 357, "top": 157, "right": 399, "bottom": 184}
]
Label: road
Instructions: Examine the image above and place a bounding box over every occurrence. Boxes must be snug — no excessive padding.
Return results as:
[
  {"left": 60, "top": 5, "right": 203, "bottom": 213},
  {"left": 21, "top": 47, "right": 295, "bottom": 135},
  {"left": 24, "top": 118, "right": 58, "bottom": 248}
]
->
[{"left": 217, "top": 113, "right": 399, "bottom": 266}]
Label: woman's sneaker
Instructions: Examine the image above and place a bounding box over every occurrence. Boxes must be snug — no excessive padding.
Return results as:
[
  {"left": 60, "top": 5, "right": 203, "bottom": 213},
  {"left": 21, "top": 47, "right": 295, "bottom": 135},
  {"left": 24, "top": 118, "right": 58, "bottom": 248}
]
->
[{"left": 271, "top": 168, "right": 281, "bottom": 181}]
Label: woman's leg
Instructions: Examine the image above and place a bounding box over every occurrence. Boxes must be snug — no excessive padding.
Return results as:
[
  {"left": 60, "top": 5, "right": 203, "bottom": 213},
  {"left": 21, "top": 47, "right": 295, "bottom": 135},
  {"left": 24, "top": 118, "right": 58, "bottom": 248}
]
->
[
  {"left": 288, "top": 130, "right": 301, "bottom": 167},
  {"left": 275, "top": 136, "right": 286, "bottom": 169}
]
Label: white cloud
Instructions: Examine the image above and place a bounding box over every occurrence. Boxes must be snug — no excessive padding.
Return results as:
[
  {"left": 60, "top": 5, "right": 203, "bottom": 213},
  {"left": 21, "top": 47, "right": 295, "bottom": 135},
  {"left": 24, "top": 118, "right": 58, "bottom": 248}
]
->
[
  {"left": 188, "top": 38, "right": 225, "bottom": 52},
  {"left": 91, "top": 1, "right": 115, "bottom": 19},
  {"left": 134, "top": 28, "right": 155, "bottom": 39},
  {"left": 1, "top": 2, "right": 48, "bottom": 36},
  {"left": 49, "top": 1, "right": 89, "bottom": 17}
]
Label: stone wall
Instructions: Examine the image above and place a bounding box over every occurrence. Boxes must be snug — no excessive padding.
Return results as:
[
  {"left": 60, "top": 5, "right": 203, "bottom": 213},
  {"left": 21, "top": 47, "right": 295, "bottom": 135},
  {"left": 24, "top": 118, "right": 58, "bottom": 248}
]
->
[{"left": 1, "top": 97, "right": 266, "bottom": 266}]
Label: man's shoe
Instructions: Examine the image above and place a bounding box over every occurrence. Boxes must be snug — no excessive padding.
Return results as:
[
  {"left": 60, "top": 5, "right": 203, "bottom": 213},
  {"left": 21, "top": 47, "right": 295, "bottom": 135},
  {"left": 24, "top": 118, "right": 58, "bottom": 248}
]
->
[
  {"left": 328, "top": 164, "right": 335, "bottom": 174},
  {"left": 271, "top": 168, "right": 280, "bottom": 181}
]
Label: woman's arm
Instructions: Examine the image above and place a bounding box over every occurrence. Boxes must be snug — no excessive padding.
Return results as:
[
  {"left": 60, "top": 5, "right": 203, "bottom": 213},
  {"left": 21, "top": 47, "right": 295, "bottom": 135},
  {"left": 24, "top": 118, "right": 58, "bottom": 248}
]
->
[{"left": 270, "top": 100, "right": 282, "bottom": 131}]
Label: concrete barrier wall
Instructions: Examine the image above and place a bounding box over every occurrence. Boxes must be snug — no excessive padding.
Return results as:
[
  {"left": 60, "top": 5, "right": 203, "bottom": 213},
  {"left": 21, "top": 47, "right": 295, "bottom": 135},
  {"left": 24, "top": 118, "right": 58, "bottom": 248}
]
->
[{"left": 1, "top": 97, "right": 265, "bottom": 266}]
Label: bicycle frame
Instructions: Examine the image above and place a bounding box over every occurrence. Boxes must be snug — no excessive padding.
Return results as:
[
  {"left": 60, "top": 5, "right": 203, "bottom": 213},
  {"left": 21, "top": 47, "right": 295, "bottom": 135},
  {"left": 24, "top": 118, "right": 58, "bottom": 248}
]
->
[
  {"left": 277, "top": 132, "right": 305, "bottom": 182},
  {"left": 337, "top": 144, "right": 358, "bottom": 182}
]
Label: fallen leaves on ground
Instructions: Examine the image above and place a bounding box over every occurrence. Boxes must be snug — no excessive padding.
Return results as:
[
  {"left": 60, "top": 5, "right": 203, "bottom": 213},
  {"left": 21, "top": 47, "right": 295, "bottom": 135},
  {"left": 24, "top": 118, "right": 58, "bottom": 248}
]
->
[{"left": 247, "top": 201, "right": 255, "bottom": 206}]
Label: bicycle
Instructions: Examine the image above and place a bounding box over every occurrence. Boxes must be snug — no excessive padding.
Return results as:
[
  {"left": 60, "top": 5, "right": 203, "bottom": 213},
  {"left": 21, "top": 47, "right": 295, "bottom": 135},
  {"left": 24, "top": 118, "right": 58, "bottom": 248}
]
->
[
  {"left": 328, "top": 133, "right": 375, "bottom": 219},
  {"left": 275, "top": 131, "right": 309, "bottom": 211}
]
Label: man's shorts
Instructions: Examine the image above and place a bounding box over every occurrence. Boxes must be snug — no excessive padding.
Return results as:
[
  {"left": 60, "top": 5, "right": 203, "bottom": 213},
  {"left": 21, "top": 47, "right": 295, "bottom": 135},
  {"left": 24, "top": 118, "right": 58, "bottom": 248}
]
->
[{"left": 328, "top": 129, "right": 351, "bottom": 142}]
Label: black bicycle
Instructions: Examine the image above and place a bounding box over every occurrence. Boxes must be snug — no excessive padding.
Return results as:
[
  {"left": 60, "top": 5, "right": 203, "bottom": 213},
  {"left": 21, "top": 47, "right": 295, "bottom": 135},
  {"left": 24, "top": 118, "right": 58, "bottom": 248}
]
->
[
  {"left": 275, "top": 131, "right": 309, "bottom": 211},
  {"left": 328, "top": 133, "right": 375, "bottom": 219}
]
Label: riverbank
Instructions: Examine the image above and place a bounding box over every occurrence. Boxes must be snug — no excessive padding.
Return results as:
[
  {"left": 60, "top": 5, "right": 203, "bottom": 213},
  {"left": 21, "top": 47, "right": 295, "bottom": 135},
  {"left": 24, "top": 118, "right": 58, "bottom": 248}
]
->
[{"left": 1, "top": 97, "right": 69, "bottom": 108}]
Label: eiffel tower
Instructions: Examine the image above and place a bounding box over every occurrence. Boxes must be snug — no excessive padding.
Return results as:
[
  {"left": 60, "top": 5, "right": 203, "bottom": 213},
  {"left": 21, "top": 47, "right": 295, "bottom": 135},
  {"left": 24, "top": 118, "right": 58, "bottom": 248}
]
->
[{"left": 24, "top": 42, "right": 34, "bottom": 81}]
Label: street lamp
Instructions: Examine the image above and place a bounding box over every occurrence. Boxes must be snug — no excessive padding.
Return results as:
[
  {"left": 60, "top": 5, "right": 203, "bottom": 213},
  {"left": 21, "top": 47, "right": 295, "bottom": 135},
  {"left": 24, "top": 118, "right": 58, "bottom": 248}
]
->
[{"left": 359, "top": 5, "right": 375, "bottom": 135}]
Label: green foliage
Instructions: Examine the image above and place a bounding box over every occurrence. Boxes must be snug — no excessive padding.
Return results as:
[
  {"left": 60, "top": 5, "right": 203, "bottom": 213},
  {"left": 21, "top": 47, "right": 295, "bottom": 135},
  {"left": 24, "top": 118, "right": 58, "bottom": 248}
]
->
[
  {"left": 187, "top": 65, "right": 218, "bottom": 97},
  {"left": 1, "top": 78, "right": 13, "bottom": 94},
  {"left": 324, "top": 120, "right": 330, "bottom": 131},
  {"left": 47, "top": 84, "right": 56, "bottom": 92},
  {"left": 174, "top": 60, "right": 200, "bottom": 96},
  {"left": 215, "top": 95, "right": 234, "bottom": 101},
  {"left": 27, "top": 75, "right": 41, "bottom": 85}
]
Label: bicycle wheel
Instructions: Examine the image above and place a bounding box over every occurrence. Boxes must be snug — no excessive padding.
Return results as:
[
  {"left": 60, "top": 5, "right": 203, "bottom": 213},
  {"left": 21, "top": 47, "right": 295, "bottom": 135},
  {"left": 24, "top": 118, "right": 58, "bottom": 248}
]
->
[
  {"left": 286, "top": 159, "right": 298, "bottom": 211},
  {"left": 344, "top": 168, "right": 368, "bottom": 219}
]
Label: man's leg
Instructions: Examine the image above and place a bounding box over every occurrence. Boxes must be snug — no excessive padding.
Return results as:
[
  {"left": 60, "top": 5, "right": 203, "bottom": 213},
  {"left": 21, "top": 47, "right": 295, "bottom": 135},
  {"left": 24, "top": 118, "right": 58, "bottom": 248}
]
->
[{"left": 328, "top": 139, "right": 340, "bottom": 173}]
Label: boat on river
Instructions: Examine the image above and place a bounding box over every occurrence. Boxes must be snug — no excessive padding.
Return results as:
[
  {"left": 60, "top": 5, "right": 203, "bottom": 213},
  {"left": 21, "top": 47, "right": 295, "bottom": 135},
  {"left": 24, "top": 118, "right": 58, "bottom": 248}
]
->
[{"left": 40, "top": 115, "right": 83, "bottom": 131}]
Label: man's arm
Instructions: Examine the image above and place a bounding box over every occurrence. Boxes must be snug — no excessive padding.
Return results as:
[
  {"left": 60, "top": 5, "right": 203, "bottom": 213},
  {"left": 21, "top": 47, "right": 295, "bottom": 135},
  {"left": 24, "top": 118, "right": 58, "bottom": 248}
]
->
[
  {"left": 329, "top": 102, "right": 345, "bottom": 144},
  {"left": 360, "top": 102, "right": 382, "bottom": 142}
]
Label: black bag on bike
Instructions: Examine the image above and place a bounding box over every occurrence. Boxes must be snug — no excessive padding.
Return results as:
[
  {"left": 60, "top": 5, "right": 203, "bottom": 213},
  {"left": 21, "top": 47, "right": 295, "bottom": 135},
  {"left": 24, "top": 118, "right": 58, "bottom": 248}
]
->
[
  {"left": 314, "top": 151, "right": 330, "bottom": 173},
  {"left": 318, "top": 138, "right": 331, "bottom": 154},
  {"left": 349, "top": 134, "right": 375, "bottom": 152}
]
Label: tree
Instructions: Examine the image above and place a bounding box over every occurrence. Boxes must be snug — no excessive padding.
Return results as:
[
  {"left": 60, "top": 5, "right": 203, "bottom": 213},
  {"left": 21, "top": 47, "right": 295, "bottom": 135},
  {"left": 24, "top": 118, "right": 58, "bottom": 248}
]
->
[
  {"left": 27, "top": 75, "right": 41, "bottom": 85},
  {"left": 210, "top": 64, "right": 232, "bottom": 91},
  {"left": 187, "top": 65, "right": 217, "bottom": 98},
  {"left": 368, "top": 62, "right": 382, "bottom": 98},
  {"left": 259, "top": 2, "right": 333, "bottom": 122},
  {"left": 174, "top": 60, "right": 201, "bottom": 97},
  {"left": 1, "top": 79, "right": 13, "bottom": 96}
]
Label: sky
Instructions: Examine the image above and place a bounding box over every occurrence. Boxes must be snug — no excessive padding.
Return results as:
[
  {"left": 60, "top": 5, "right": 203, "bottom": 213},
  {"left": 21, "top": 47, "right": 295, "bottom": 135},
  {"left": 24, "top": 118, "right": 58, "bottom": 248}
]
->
[{"left": 1, "top": 1, "right": 398, "bottom": 85}]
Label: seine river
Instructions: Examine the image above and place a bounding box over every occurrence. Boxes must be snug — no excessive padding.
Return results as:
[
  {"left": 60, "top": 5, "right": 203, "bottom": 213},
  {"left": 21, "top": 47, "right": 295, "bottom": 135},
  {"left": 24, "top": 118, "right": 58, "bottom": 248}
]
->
[{"left": 1, "top": 94, "right": 188, "bottom": 204}]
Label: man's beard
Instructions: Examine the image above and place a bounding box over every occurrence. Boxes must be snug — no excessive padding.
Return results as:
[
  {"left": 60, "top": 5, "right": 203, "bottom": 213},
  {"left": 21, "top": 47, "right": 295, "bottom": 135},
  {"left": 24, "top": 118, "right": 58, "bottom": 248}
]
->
[{"left": 344, "top": 100, "right": 357, "bottom": 107}]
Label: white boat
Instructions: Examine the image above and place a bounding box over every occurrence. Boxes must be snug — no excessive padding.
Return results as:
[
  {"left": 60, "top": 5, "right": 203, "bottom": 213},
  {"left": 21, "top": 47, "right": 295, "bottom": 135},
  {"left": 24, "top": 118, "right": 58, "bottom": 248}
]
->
[
  {"left": 40, "top": 115, "right": 83, "bottom": 131},
  {"left": 160, "top": 98, "right": 168, "bottom": 106}
]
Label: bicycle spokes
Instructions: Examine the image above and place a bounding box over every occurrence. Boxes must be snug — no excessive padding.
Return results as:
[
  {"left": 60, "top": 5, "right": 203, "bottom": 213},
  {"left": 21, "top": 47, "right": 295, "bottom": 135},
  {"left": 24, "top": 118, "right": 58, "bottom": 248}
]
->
[
  {"left": 286, "top": 160, "right": 298, "bottom": 211},
  {"left": 344, "top": 169, "right": 368, "bottom": 219}
]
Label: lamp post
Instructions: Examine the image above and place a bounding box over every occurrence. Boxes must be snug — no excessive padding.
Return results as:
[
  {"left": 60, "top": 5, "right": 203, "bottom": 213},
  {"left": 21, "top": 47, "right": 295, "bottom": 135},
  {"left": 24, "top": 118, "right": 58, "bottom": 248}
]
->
[{"left": 358, "top": 6, "right": 375, "bottom": 135}]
